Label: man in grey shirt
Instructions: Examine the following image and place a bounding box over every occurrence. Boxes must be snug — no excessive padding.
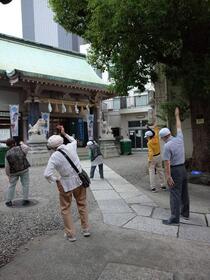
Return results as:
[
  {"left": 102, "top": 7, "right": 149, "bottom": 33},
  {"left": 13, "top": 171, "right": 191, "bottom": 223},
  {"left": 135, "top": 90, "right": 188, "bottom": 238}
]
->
[{"left": 159, "top": 107, "right": 190, "bottom": 225}]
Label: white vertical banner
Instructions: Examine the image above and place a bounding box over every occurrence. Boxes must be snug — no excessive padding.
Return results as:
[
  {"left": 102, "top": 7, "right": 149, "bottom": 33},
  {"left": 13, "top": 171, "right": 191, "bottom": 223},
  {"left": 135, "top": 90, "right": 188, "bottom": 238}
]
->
[
  {"left": 41, "top": 112, "right": 50, "bottom": 138},
  {"left": 9, "top": 104, "right": 19, "bottom": 137},
  {"left": 87, "top": 114, "right": 94, "bottom": 140}
]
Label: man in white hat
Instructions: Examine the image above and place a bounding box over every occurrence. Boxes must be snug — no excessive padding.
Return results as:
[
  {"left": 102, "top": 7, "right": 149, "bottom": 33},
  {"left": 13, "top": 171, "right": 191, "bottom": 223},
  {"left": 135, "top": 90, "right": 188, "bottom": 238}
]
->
[
  {"left": 159, "top": 107, "right": 190, "bottom": 225},
  {"left": 144, "top": 121, "right": 166, "bottom": 193},
  {"left": 44, "top": 125, "right": 90, "bottom": 241}
]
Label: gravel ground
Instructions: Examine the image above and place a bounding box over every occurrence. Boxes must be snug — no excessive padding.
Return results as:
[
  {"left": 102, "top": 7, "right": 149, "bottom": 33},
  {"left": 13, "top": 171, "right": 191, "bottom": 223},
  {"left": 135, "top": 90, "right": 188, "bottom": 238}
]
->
[
  {"left": 0, "top": 166, "right": 95, "bottom": 267},
  {"left": 104, "top": 152, "right": 149, "bottom": 188}
]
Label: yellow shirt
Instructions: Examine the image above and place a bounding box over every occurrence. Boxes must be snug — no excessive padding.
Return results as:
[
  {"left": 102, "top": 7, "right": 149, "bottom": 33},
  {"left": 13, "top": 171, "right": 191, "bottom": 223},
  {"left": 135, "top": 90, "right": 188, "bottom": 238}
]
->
[{"left": 147, "top": 126, "right": 161, "bottom": 161}]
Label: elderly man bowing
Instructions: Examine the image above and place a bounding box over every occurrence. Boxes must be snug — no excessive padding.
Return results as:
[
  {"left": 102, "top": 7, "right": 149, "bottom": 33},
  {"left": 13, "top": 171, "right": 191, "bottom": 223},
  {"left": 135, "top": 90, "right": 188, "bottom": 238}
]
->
[{"left": 159, "top": 107, "right": 190, "bottom": 225}]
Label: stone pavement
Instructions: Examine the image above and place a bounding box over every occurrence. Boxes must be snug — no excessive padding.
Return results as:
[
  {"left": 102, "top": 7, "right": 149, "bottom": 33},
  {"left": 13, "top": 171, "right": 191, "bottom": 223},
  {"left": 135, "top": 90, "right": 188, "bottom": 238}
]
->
[{"left": 85, "top": 161, "right": 210, "bottom": 243}]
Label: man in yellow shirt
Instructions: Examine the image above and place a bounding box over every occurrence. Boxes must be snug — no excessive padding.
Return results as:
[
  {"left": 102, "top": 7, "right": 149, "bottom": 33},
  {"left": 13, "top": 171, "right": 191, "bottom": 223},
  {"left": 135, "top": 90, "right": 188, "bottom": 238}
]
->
[{"left": 145, "top": 124, "right": 166, "bottom": 193}]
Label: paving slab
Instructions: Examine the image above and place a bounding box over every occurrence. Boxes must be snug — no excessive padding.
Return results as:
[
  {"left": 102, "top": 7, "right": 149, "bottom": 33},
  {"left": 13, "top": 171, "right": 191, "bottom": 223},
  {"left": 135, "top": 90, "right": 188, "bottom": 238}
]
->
[
  {"left": 103, "top": 213, "right": 136, "bottom": 227},
  {"left": 152, "top": 208, "right": 207, "bottom": 226},
  {"left": 92, "top": 190, "right": 122, "bottom": 201},
  {"left": 123, "top": 194, "right": 158, "bottom": 206},
  {"left": 96, "top": 199, "right": 133, "bottom": 213},
  {"left": 104, "top": 173, "right": 124, "bottom": 179},
  {"left": 180, "top": 213, "right": 207, "bottom": 226},
  {"left": 123, "top": 216, "right": 178, "bottom": 237},
  {"left": 98, "top": 263, "right": 173, "bottom": 280},
  {"left": 108, "top": 177, "right": 131, "bottom": 186},
  {"left": 179, "top": 224, "right": 210, "bottom": 243},
  {"left": 130, "top": 204, "right": 153, "bottom": 217},
  {"left": 111, "top": 183, "right": 139, "bottom": 193},
  {"left": 118, "top": 190, "right": 142, "bottom": 199},
  {"left": 152, "top": 208, "right": 171, "bottom": 220},
  {"left": 90, "top": 180, "right": 113, "bottom": 190}
]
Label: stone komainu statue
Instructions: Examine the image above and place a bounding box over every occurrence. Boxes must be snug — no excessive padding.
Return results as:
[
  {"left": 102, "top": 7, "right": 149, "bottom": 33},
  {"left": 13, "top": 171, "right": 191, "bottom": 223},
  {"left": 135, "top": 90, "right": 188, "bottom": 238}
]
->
[
  {"left": 101, "top": 121, "right": 112, "bottom": 135},
  {"left": 28, "top": 119, "right": 45, "bottom": 135}
]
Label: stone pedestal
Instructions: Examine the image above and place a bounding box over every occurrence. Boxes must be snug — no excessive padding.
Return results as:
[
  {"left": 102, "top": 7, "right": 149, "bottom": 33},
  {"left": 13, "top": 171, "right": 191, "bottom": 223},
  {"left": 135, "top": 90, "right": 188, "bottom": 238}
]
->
[
  {"left": 99, "top": 138, "right": 120, "bottom": 158},
  {"left": 27, "top": 136, "right": 49, "bottom": 166}
]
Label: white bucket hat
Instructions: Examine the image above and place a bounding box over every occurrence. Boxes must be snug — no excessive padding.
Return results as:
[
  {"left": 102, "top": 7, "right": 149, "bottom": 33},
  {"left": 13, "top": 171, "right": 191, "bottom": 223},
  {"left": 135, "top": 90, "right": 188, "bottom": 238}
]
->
[
  {"left": 144, "top": 131, "right": 154, "bottom": 138},
  {"left": 86, "top": 141, "right": 94, "bottom": 146},
  {"left": 47, "top": 135, "right": 64, "bottom": 149},
  {"left": 159, "top": 127, "right": 171, "bottom": 138}
]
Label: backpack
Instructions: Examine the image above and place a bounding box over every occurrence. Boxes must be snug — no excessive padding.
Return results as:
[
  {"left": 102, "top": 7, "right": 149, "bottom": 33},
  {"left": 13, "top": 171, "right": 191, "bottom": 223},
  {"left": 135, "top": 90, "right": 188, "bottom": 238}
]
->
[
  {"left": 91, "top": 144, "right": 102, "bottom": 161},
  {"left": 6, "top": 146, "right": 30, "bottom": 174}
]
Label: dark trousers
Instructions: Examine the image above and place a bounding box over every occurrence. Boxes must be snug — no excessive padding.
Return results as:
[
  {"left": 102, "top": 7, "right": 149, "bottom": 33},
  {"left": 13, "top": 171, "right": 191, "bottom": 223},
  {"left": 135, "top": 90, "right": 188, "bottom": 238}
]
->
[
  {"left": 90, "top": 164, "right": 104, "bottom": 178},
  {"left": 170, "top": 165, "right": 190, "bottom": 222}
]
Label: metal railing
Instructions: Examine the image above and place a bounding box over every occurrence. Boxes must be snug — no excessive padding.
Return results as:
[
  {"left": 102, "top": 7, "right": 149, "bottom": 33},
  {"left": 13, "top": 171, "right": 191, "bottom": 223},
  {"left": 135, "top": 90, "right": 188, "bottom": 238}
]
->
[{"left": 102, "top": 95, "right": 149, "bottom": 111}]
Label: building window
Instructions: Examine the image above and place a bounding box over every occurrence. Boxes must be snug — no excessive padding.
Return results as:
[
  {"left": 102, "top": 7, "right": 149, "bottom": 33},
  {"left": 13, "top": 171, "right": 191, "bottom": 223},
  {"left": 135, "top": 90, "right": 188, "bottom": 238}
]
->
[
  {"left": 135, "top": 95, "right": 148, "bottom": 106},
  {"left": 128, "top": 121, "right": 140, "bottom": 127},
  {"left": 142, "top": 120, "right": 148, "bottom": 127},
  {"left": 113, "top": 97, "right": 120, "bottom": 111}
]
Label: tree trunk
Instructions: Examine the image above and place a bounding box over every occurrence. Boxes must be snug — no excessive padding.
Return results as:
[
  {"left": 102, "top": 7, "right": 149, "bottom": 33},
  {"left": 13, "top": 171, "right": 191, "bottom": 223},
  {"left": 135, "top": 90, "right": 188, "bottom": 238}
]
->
[{"left": 190, "top": 97, "right": 210, "bottom": 172}]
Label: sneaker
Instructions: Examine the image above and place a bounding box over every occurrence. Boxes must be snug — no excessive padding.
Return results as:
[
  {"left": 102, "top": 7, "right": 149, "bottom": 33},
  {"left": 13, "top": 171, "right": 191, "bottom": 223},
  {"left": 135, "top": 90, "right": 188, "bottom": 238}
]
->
[
  {"left": 64, "top": 233, "right": 76, "bottom": 242},
  {"left": 160, "top": 186, "right": 167, "bottom": 191},
  {"left": 181, "top": 215, "right": 189, "bottom": 220},
  {"left": 82, "top": 229, "right": 91, "bottom": 237},
  {"left": 151, "top": 187, "right": 157, "bottom": 193},
  {"left": 5, "top": 201, "right": 13, "bottom": 207},
  {"left": 162, "top": 219, "right": 179, "bottom": 226},
  {"left": 22, "top": 200, "right": 30, "bottom": 206}
]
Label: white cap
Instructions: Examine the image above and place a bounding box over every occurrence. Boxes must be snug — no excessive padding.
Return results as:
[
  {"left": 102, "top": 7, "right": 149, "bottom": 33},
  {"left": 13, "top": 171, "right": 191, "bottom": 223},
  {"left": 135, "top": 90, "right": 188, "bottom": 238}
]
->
[
  {"left": 159, "top": 127, "right": 171, "bottom": 138},
  {"left": 87, "top": 141, "right": 94, "bottom": 146},
  {"left": 47, "top": 135, "right": 64, "bottom": 148},
  {"left": 144, "top": 131, "right": 154, "bottom": 138}
]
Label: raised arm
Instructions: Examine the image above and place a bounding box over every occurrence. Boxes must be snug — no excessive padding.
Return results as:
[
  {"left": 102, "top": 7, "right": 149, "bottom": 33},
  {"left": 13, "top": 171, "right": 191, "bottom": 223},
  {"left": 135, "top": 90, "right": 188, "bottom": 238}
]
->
[
  {"left": 58, "top": 125, "right": 77, "bottom": 145},
  {"left": 175, "top": 107, "right": 182, "bottom": 132}
]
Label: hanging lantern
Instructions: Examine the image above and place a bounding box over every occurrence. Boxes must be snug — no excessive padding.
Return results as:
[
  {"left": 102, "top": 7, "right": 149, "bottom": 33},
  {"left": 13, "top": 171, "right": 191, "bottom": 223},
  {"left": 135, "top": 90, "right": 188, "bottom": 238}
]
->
[
  {"left": 48, "top": 101, "right": 52, "bottom": 112},
  {"left": 75, "top": 102, "right": 79, "bottom": 114},
  {"left": 61, "top": 102, "right": 66, "bottom": 113}
]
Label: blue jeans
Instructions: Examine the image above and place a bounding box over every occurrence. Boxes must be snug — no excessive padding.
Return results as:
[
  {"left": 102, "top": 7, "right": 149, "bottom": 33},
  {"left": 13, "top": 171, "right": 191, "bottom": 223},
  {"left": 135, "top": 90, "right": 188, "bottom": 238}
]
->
[{"left": 7, "top": 169, "right": 29, "bottom": 202}]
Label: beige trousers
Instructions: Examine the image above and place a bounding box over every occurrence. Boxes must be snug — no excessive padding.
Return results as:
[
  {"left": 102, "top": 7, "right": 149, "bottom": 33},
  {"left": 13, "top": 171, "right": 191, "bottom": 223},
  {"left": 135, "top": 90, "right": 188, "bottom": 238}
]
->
[
  {"left": 149, "top": 154, "right": 165, "bottom": 189},
  {"left": 58, "top": 183, "right": 89, "bottom": 237}
]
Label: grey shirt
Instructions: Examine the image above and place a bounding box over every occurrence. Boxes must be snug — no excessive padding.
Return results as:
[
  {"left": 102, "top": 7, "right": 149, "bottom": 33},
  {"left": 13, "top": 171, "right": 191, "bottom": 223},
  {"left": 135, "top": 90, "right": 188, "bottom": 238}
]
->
[{"left": 162, "top": 129, "right": 185, "bottom": 166}]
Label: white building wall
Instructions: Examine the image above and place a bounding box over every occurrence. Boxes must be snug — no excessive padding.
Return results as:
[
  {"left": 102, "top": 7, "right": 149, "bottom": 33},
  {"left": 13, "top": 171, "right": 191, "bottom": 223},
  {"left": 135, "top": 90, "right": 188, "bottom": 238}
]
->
[
  {"left": 105, "top": 111, "right": 121, "bottom": 127},
  {"left": 120, "top": 115, "right": 129, "bottom": 138},
  {"left": 120, "top": 113, "right": 149, "bottom": 138}
]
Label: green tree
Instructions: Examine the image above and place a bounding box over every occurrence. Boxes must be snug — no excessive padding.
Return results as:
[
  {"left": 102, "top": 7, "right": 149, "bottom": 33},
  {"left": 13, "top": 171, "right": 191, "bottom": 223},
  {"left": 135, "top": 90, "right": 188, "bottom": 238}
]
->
[{"left": 49, "top": 0, "right": 210, "bottom": 171}]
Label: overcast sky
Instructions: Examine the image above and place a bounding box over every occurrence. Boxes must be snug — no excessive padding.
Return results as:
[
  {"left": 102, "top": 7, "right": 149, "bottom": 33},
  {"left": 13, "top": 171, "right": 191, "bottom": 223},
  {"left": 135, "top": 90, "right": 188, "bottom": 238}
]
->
[{"left": 0, "top": 0, "right": 22, "bottom": 37}]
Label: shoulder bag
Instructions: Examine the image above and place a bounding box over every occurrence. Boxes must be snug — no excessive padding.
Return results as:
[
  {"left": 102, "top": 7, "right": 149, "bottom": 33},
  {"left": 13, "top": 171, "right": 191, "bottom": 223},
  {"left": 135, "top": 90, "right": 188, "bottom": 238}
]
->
[{"left": 58, "top": 149, "right": 90, "bottom": 188}]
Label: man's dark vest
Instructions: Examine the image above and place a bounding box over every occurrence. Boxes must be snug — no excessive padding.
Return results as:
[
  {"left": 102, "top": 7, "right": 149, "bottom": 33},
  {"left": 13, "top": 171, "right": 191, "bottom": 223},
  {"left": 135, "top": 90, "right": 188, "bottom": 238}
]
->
[{"left": 6, "top": 146, "right": 30, "bottom": 174}]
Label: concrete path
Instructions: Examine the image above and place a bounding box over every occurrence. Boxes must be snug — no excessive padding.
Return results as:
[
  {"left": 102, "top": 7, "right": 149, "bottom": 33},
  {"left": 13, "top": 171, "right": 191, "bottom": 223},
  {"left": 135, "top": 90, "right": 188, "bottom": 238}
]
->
[
  {"left": 85, "top": 162, "right": 210, "bottom": 244},
  {"left": 1, "top": 161, "right": 210, "bottom": 279}
]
